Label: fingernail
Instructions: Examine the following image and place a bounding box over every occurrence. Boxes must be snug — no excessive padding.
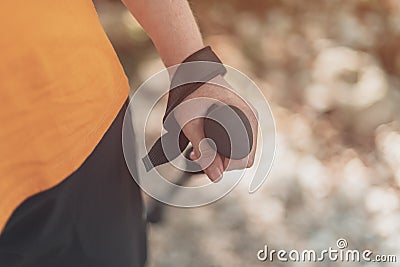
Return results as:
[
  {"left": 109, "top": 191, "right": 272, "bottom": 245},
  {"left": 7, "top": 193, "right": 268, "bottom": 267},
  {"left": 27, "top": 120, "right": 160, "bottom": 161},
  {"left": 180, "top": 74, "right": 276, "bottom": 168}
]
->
[
  {"left": 189, "top": 151, "right": 196, "bottom": 160},
  {"left": 209, "top": 167, "right": 223, "bottom": 182}
]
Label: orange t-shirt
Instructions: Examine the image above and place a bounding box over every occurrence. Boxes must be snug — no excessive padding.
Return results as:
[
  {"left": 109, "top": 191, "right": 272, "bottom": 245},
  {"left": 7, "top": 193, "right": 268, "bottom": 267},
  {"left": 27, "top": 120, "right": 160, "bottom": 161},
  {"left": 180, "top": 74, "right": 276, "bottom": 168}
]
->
[{"left": 0, "top": 1, "right": 130, "bottom": 231}]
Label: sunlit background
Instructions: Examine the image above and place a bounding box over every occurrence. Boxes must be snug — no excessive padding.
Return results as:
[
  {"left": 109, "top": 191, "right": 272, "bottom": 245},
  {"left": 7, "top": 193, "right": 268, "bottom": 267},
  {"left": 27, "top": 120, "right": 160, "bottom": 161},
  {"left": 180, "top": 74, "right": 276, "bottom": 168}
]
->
[{"left": 95, "top": 0, "right": 400, "bottom": 266}]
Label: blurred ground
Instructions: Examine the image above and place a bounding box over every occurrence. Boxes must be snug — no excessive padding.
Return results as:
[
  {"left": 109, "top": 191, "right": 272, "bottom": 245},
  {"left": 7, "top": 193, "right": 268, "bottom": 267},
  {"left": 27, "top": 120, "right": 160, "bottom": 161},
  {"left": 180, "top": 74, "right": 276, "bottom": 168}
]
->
[{"left": 95, "top": 0, "right": 400, "bottom": 266}]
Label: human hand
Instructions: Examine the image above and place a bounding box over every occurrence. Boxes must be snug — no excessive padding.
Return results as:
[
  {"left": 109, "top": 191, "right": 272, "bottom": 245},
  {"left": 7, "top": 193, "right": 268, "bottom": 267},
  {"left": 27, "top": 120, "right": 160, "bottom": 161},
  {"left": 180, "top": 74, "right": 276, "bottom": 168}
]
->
[{"left": 173, "top": 75, "right": 258, "bottom": 182}]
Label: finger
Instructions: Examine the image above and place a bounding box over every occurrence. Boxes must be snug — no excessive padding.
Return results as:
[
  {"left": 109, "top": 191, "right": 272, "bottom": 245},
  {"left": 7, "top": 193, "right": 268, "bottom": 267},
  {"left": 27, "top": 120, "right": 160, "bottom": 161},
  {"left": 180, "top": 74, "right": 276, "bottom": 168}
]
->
[
  {"left": 204, "top": 154, "right": 224, "bottom": 182},
  {"left": 189, "top": 151, "right": 196, "bottom": 161},
  {"left": 197, "top": 139, "right": 223, "bottom": 181},
  {"left": 244, "top": 107, "right": 258, "bottom": 169},
  {"left": 190, "top": 147, "right": 224, "bottom": 182},
  {"left": 182, "top": 117, "right": 224, "bottom": 179},
  {"left": 182, "top": 119, "right": 215, "bottom": 170},
  {"left": 181, "top": 117, "right": 205, "bottom": 149}
]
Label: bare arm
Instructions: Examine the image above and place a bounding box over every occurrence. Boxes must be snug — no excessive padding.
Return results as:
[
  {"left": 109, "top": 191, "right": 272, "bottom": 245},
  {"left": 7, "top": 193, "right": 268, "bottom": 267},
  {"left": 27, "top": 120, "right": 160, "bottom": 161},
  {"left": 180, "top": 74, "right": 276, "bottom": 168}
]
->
[
  {"left": 121, "top": 0, "right": 258, "bottom": 181},
  {"left": 121, "top": 0, "right": 204, "bottom": 67}
]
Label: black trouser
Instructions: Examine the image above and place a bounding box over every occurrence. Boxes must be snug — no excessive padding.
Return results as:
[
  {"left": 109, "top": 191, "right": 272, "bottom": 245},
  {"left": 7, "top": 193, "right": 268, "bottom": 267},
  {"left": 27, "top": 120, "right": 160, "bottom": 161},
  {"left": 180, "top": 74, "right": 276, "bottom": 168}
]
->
[{"left": 0, "top": 101, "right": 147, "bottom": 267}]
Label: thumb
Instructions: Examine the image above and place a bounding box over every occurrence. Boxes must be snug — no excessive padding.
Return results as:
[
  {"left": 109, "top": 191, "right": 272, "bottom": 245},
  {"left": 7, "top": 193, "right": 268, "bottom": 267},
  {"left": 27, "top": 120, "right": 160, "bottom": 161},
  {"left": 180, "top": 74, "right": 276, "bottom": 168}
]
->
[
  {"left": 190, "top": 140, "right": 224, "bottom": 182},
  {"left": 182, "top": 117, "right": 224, "bottom": 181}
]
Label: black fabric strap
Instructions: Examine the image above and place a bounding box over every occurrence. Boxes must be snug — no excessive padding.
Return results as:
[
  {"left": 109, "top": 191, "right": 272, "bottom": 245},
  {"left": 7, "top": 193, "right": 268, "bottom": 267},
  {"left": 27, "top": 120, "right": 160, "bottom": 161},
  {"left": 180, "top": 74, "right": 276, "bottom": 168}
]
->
[
  {"left": 164, "top": 46, "right": 227, "bottom": 122},
  {"left": 143, "top": 46, "right": 227, "bottom": 171}
]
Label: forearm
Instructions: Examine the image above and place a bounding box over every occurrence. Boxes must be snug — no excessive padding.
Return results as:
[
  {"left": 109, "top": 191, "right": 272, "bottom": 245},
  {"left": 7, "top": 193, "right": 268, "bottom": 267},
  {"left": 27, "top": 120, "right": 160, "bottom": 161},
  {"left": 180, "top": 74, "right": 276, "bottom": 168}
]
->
[{"left": 122, "top": 0, "right": 204, "bottom": 66}]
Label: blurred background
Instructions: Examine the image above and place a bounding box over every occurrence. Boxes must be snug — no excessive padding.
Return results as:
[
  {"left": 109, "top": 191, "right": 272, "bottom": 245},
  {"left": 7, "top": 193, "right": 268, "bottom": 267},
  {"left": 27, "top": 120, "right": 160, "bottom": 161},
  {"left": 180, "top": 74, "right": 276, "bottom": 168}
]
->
[{"left": 94, "top": 0, "right": 400, "bottom": 266}]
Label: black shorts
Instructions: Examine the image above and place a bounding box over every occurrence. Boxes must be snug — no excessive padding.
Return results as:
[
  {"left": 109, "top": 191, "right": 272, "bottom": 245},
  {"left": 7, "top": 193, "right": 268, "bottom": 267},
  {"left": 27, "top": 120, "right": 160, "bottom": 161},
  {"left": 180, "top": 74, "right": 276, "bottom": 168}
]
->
[{"left": 0, "top": 101, "right": 147, "bottom": 267}]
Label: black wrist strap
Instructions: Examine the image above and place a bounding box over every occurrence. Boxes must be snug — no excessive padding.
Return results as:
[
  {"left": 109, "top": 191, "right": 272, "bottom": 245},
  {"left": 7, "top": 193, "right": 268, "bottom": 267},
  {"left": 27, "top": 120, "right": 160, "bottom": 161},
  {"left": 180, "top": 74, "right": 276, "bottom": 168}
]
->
[
  {"left": 164, "top": 46, "right": 227, "bottom": 122},
  {"left": 142, "top": 46, "right": 227, "bottom": 171}
]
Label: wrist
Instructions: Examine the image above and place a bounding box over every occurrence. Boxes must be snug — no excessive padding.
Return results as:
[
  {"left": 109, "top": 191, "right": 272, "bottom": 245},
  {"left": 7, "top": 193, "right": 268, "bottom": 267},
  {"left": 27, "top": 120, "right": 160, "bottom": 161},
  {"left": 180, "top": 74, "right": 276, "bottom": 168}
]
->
[{"left": 160, "top": 42, "right": 204, "bottom": 67}]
